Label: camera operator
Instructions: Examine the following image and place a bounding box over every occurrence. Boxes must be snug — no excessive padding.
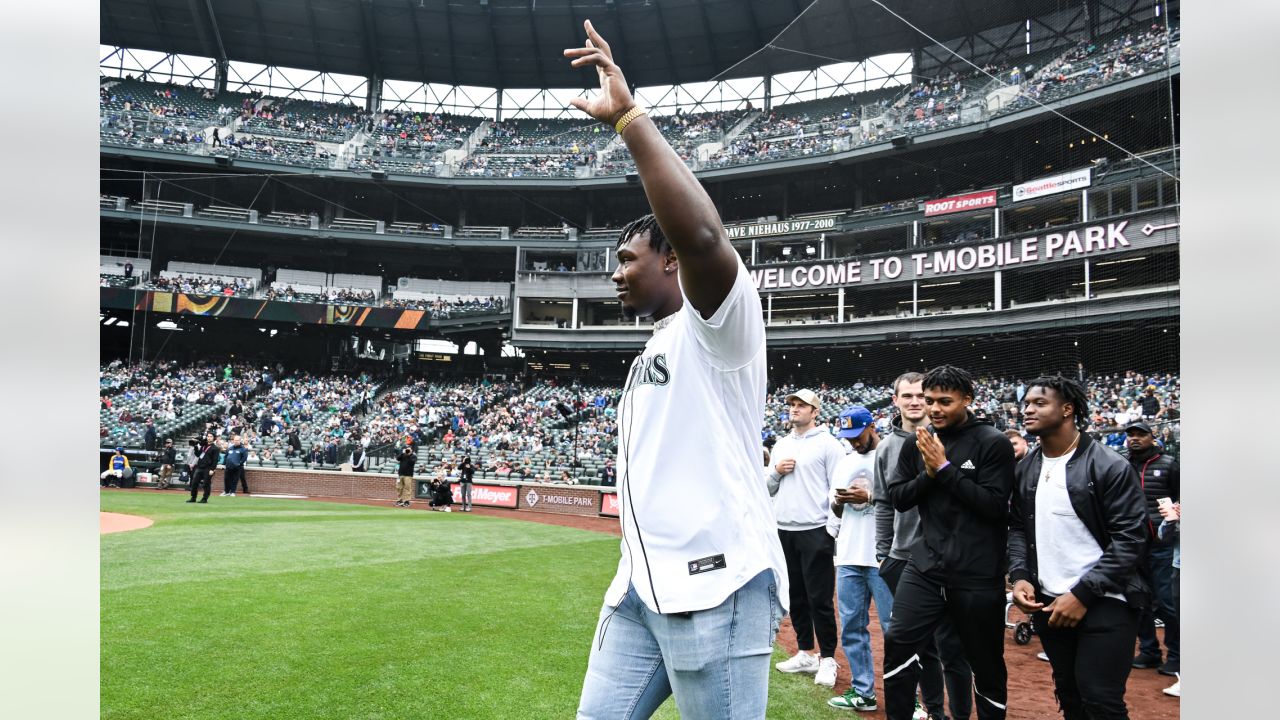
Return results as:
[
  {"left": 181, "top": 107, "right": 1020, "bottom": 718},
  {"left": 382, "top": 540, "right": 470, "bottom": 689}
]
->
[
  {"left": 429, "top": 466, "right": 453, "bottom": 512},
  {"left": 395, "top": 442, "right": 417, "bottom": 508},
  {"left": 186, "top": 433, "right": 219, "bottom": 504}
]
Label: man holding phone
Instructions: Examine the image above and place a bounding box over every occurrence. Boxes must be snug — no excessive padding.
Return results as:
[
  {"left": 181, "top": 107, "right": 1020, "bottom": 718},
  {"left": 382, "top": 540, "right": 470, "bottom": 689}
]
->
[
  {"left": 1125, "top": 421, "right": 1180, "bottom": 677},
  {"left": 826, "top": 406, "right": 894, "bottom": 712}
]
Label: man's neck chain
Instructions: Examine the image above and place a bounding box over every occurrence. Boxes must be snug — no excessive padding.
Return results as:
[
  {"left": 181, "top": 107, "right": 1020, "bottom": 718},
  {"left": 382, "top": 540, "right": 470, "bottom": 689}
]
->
[
  {"left": 653, "top": 312, "right": 677, "bottom": 334},
  {"left": 1040, "top": 431, "right": 1081, "bottom": 484}
]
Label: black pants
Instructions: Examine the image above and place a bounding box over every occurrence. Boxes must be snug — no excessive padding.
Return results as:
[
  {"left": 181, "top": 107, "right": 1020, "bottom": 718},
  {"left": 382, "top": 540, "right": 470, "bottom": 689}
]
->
[
  {"left": 223, "top": 466, "right": 247, "bottom": 494},
  {"left": 882, "top": 557, "right": 974, "bottom": 719},
  {"left": 1137, "top": 544, "right": 1179, "bottom": 662},
  {"left": 883, "top": 563, "right": 1006, "bottom": 720},
  {"left": 1033, "top": 595, "right": 1139, "bottom": 720},
  {"left": 189, "top": 468, "right": 212, "bottom": 501},
  {"left": 778, "top": 527, "right": 838, "bottom": 657}
]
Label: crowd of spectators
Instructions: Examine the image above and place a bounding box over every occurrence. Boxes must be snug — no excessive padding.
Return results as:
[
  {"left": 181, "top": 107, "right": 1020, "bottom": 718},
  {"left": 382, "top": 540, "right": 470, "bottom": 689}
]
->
[
  {"left": 383, "top": 295, "right": 507, "bottom": 317},
  {"left": 99, "top": 359, "right": 262, "bottom": 447},
  {"left": 102, "top": 24, "right": 1175, "bottom": 176},
  {"left": 240, "top": 98, "right": 368, "bottom": 142},
  {"left": 100, "top": 361, "right": 1181, "bottom": 484},
  {"left": 997, "top": 24, "right": 1176, "bottom": 115},
  {"left": 370, "top": 109, "right": 479, "bottom": 159},
  {"left": 141, "top": 273, "right": 255, "bottom": 297},
  {"left": 457, "top": 152, "right": 593, "bottom": 178}
]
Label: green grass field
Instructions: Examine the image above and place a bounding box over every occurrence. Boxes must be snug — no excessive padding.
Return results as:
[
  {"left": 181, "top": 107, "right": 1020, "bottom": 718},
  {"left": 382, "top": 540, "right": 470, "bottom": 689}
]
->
[{"left": 101, "top": 491, "right": 855, "bottom": 719}]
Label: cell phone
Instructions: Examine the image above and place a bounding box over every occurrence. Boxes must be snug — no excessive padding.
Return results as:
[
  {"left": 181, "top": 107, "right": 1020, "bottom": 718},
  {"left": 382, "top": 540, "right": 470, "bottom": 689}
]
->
[{"left": 1157, "top": 497, "right": 1173, "bottom": 509}]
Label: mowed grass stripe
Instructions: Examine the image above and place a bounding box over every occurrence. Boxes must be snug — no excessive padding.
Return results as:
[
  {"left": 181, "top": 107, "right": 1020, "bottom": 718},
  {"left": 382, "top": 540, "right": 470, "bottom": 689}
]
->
[
  {"left": 101, "top": 493, "right": 612, "bottom": 591},
  {"left": 101, "top": 493, "right": 850, "bottom": 719}
]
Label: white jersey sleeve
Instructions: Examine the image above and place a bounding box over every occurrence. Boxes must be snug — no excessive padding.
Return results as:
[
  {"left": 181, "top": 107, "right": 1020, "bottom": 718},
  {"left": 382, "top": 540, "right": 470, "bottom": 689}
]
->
[{"left": 681, "top": 258, "right": 764, "bottom": 370}]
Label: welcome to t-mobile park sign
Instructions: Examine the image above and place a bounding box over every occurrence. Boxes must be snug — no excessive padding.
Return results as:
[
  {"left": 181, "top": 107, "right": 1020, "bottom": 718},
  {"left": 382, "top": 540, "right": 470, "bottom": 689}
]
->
[{"left": 749, "top": 211, "right": 1179, "bottom": 291}]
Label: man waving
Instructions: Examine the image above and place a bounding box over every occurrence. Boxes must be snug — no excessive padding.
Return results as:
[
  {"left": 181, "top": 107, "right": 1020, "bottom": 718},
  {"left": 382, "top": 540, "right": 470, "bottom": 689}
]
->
[{"left": 566, "top": 20, "right": 787, "bottom": 720}]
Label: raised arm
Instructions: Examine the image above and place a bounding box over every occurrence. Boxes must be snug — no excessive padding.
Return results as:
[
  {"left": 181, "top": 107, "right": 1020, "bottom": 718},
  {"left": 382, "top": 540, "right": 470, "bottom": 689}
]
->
[{"left": 565, "top": 20, "right": 739, "bottom": 318}]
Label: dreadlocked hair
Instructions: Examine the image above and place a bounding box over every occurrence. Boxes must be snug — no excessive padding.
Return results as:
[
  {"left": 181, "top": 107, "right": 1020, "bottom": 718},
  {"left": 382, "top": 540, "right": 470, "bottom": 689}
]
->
[
  {"left": 1026, "top": 373, "right": 1091, "bottom": 430},
  {"left": 617, "top": 214, "right": 670, "bottom": 254},
  {"left": 922, "top": 364, "right": 975, "bottom": 399}
]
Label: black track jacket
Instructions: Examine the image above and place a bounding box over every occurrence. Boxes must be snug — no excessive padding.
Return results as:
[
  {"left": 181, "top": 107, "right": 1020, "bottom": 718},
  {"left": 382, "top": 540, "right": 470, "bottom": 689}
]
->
[{"left": 888, "top": 412, "right": 1016, "bottom": 589}]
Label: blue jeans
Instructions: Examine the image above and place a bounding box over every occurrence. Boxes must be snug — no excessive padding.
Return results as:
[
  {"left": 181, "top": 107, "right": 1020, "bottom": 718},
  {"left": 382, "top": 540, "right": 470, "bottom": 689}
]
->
[
  {"left": 577, "top": 570, "right": 782, "bottom": 719},
  {"left": 837, "top": 564, "right": 895, "bottom": 696}
]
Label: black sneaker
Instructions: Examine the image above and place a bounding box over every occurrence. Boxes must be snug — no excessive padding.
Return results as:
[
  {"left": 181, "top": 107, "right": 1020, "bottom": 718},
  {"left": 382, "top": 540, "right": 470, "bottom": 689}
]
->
[
  {"left": 1158, "top": 660, "right": 1180, "bottom": 676},
  {"left": 1132, "top": 654, "right": 1163, "bottom": 669},
  {"left": 197, "top": 499, "right": 208, "bottom": 503},
  {"left": 185, "top": 499, "right": 196, "bottom": 503}
]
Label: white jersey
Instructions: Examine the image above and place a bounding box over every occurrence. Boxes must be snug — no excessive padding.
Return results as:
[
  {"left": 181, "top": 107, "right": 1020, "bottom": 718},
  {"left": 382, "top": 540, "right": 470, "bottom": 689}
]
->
[
  {"left": 606, "top": 259, "right": 788, "bottom": 615},
  {"left": 831, "top": 448, "right": 879, "bottom": 567}
]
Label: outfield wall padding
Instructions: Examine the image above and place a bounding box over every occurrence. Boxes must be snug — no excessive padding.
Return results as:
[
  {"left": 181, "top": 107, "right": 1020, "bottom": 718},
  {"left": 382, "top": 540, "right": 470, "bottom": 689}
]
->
[{"left": 230, "top": 467, "right": 619, "bottom": 517}]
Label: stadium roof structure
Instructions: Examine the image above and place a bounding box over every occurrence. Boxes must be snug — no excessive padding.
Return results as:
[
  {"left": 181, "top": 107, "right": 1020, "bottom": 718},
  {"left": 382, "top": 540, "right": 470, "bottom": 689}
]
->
[{"left": 101, "top": 0, "right": 1038, "bottom": 90}]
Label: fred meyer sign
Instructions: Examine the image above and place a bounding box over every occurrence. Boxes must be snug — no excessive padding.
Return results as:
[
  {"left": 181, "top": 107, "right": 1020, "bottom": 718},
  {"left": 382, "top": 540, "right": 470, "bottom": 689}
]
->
[
  {"left": 725, "top": 216, "right": 838, "bottom": 239},
  {"left": 1013, "top": 167, "right": 1092, "bottom": 202},
  {"left": 924, "top": 190, "right": 998, "bottom": 217},
  {"left": 749, "top": 211, "right": 1178, "bottom": 291}
]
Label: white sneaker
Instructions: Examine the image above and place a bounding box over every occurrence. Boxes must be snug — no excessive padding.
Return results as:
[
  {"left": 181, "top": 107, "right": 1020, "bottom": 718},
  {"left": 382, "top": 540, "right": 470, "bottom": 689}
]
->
[
  {"left": 814, "top": 657, "right": 837, "bottom": 688},
  {"left": 911, "top": 700, "right": 929, "bottom": 720},
  {"left": 219, "top": 492, "right": 227, "bottom": 496},
  {"left": 443, "top": 507, "right": 452, "bottom": 512},
  {"left": 775, "top": 651, "right": 819, "bottom": 674},
  {"left": 227, "top": 493, "right": 235, "bottom": 497},
  {"left": 1163, "top": 678, "right": 1180, "bottom": 697}
]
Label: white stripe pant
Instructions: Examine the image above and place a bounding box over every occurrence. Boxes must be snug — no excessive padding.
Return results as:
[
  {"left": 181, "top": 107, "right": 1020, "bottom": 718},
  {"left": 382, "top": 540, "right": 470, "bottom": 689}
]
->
[{"left": 882, "top": 563, "right": 1007, "bottom": 720}]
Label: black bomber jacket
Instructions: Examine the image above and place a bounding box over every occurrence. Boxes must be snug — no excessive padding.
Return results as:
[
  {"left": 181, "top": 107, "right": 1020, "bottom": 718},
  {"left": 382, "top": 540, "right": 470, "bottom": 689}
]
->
[{"left": 1008, "top": 432, "right": 1152, "bottom": 609}]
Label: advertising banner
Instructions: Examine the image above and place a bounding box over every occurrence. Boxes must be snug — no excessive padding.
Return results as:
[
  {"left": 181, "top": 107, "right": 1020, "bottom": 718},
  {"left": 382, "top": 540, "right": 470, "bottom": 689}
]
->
[
  {"left": 451, "top": 483, "right": 519, "bottom": 508},
  {"left": 601, "top": 492, "right": 620, "bottom": 517},
  {"left": 923, "top": 189, "right": 998, "bottom": 217},
  {"left": 519, "top": 486, "right": 600, "bottom": 515},
  {"left": 1012, "top": 167, "right": 1092, "bottom": 202}
]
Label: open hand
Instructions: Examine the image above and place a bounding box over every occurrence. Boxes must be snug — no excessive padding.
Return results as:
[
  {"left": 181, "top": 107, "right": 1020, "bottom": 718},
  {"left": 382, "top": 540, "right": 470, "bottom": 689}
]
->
[{"left": 563, "top": 20, "right": 637, "bottom": 127}]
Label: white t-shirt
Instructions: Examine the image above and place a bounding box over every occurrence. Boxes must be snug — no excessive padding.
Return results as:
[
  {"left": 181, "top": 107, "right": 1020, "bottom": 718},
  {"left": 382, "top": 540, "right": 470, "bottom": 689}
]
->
[
  {"left": 1034, "top": 449, "right": 1124, "bottom": 601},
  {"left": 830, "top": 448, "right": 879, "bottom": 567},
  {"left": 606, "top": 258, "right": 788, "bottom": 615}
]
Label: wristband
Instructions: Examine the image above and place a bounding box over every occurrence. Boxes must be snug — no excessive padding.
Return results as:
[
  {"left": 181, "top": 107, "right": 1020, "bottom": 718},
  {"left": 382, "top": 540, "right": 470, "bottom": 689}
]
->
[{"left": 614, "top": 106, "right": 646, "bottom": 134}]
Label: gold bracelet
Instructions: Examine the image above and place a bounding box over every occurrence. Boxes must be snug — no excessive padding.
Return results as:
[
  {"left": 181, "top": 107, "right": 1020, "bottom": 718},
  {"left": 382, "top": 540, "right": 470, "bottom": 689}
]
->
[{"left": 614, "top": 106, "right": 646, "bottom": 135}]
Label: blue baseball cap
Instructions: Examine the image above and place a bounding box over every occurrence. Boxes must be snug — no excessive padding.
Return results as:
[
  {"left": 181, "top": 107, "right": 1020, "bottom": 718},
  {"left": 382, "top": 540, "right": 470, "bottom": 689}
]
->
[{"left": 836, "top": 406, "right": 874, "bottom": 439}]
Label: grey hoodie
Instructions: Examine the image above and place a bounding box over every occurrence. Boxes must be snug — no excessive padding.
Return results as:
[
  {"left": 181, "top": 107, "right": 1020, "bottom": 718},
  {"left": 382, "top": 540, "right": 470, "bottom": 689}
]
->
[
  {"left": 873, "top": 414, "right": 919, "bottom": 561},
  {"left": 766, "top": 425, "right": 847, "bottom": 531}
]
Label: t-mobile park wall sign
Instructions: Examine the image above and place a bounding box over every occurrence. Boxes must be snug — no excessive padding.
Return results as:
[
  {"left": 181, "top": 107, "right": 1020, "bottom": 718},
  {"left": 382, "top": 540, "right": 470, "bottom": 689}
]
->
[{"left": 748, "top": 210, "right": 1178, "bottom": 291}]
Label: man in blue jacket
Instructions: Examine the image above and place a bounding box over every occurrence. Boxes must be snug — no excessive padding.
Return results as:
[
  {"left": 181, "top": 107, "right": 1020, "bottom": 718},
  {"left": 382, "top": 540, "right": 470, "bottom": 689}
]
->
[{"left": 221, "top": 435, "right": 249, "bottom": 497}]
